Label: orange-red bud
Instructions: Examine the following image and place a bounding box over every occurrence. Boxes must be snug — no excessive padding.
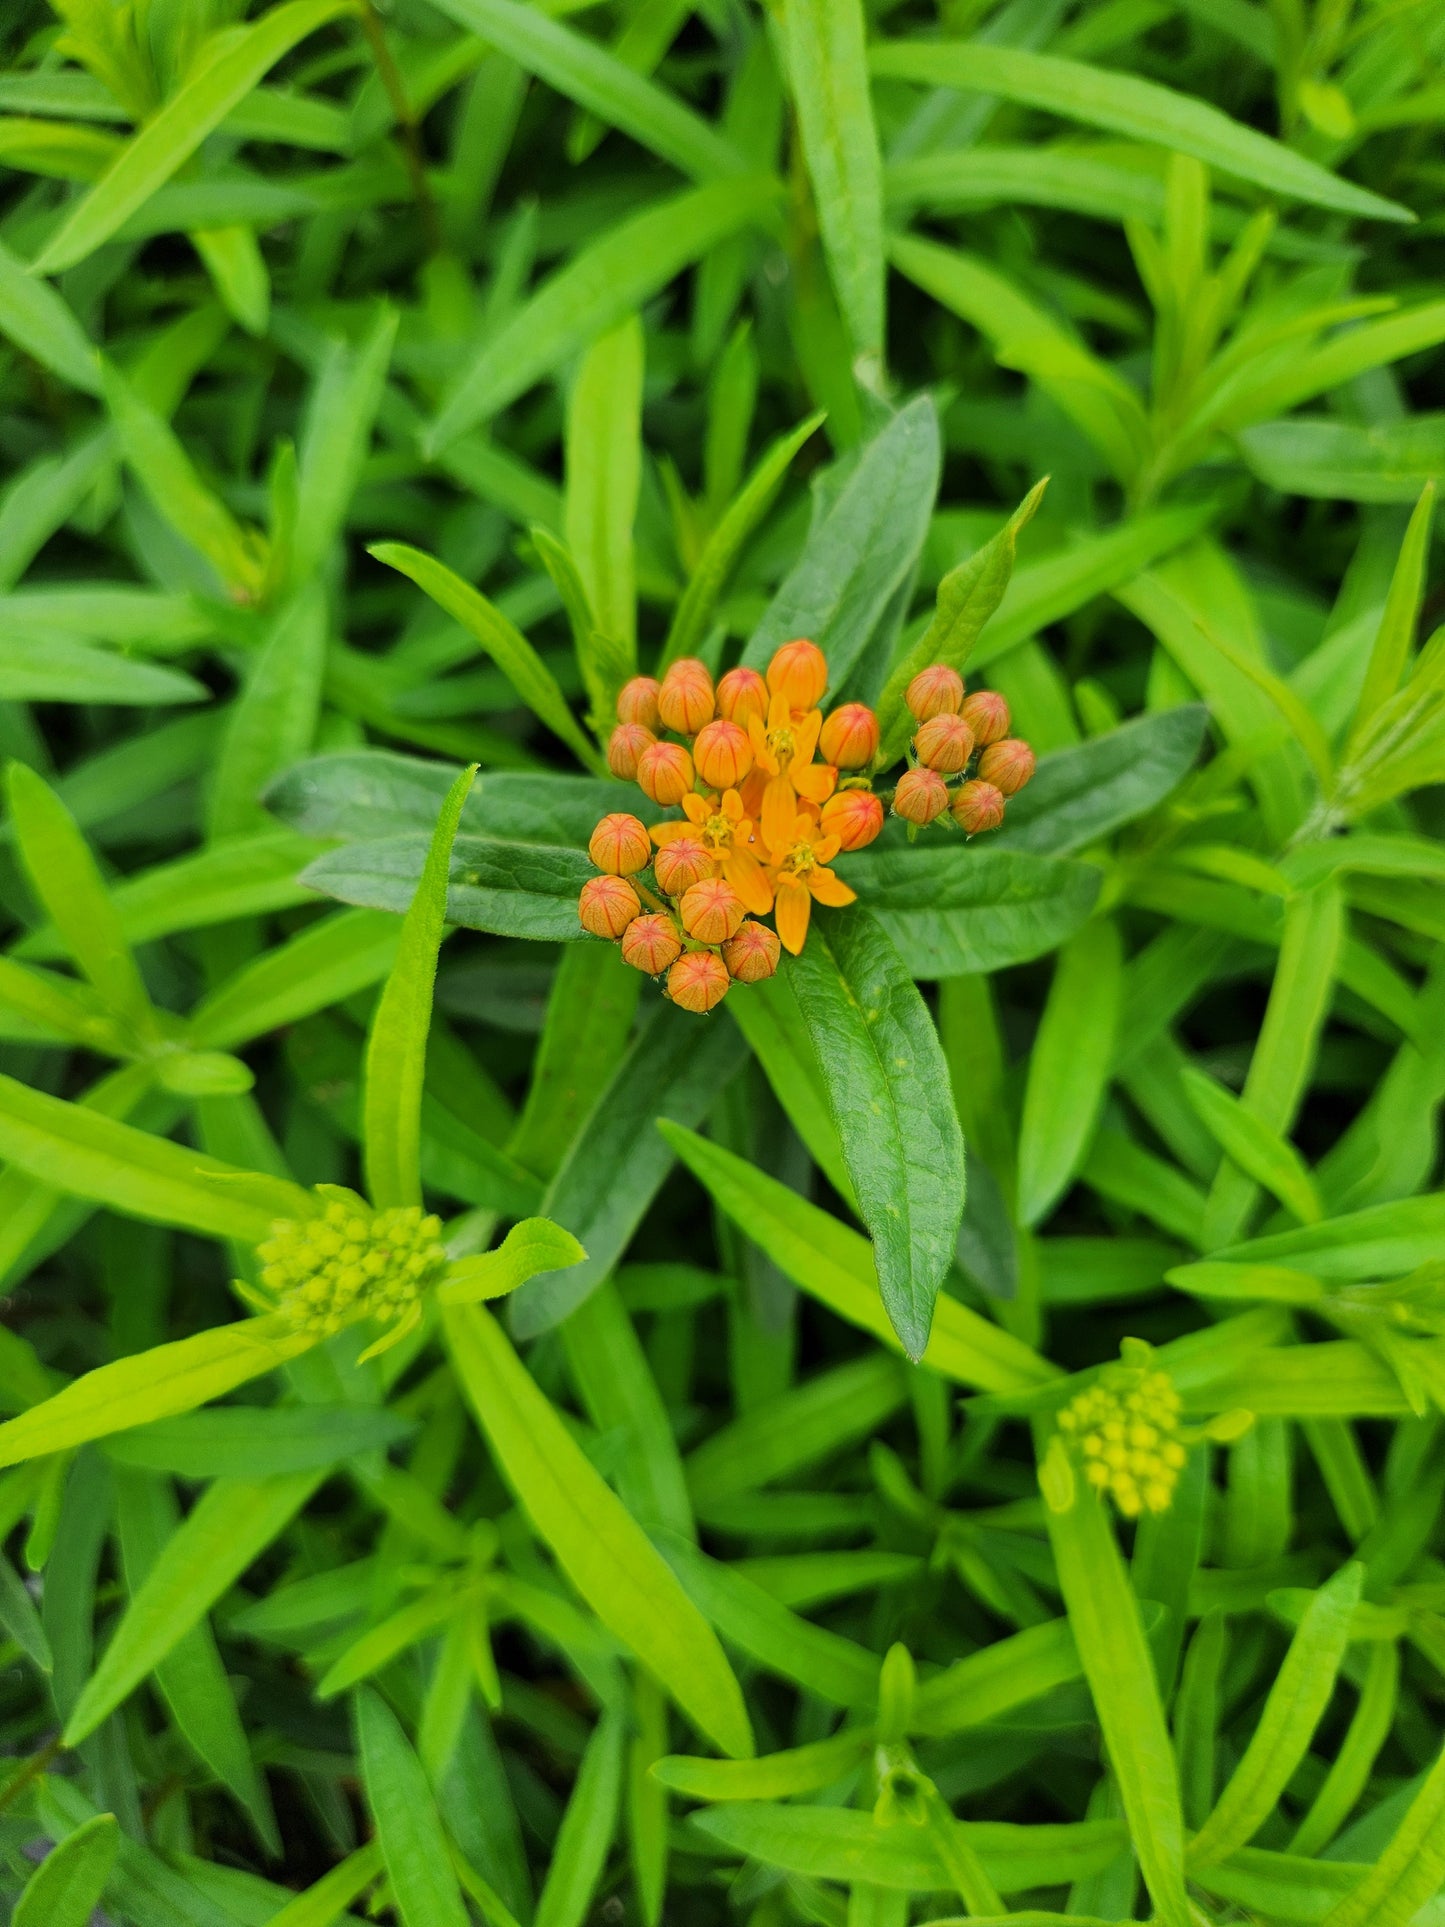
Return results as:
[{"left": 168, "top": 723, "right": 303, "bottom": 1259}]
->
[
  {"left": 716, "top": 665, "right": 768, "bottom": 727},
  {"left": 819, "top": 702, "right": 879, "bottom": 769},
  {"left": 821, "top": 788, "right": 884, "bottom": 852},
  {"left": 951, "top": 779, "right": 1005, "bottom": 833},
  {"left": 892, "top": 766, "right": 949, "bottom": 825},
  {"left": 693, "top": 718, "right": 753, "bottom": 790},
  {"left": 667, "top": 950, "right": 730, "bottom": 1013},
  {"left": 607, "top": 722, "right": 654, "bottom": 780},
  {"left": 978, "top": 738, "right": 1036, "bottom": 796},
  {"left": 679, "top": 876, "right": 745, "bottom": 944},
  {"left": 636, "top": 740, "right": 694, "bottom": 805},
  {"left": 767, "top": 638, "right": 827, "bottom": 711},
  {"left": 617, "top": 676, "right": 661, "bottom": 728},
  {"left": 588, "top": 812, "right": 651, "bottom": 876},
  {"left": 657, "top": 658, "right": 715, "bottom": 734},
  {"left": 578, "top": 874, "right": 640, "bottom": 939},
  {"left": 914, "top": 712, "right": 975, "bottom": 775},
  {"left": 905, "top": 664, "right": 964, "bottom": 721},
  {"left": 723, "top": 920, "right": 781, "bottom": 983},
  {"left": 961, "top": 688, "right": 1010, "bottom": 746},
  {"left": 621, "top": 912, "right": 684, "bottom": 974},
  {"left": 653, "top": 835, "right": 713, "bottom": 896}
]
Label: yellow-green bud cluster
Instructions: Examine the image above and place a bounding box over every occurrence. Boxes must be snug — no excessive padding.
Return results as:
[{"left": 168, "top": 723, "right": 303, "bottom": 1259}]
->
[
  {"left": 1058, "top": 1352, "right": 1187, "bottom": 1517},
  {"left": 257, "top": 1196, "right": 447, "bottom": 1339}
]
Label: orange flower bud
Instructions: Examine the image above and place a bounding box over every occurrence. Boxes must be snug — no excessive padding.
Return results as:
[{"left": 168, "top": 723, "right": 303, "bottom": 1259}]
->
[
  {"left": 636, "top": 740, "right": 694, "bottom": 805},
  {"left": 667, "top": 949, "right": 730, "bottom": 1014},
  {"left": 607, "top": 722, "right": 654, "bottom": 781},
  {"left": 679, "top": 876, "right": 745, "bottom": 944},
  {"left": 653, "top": 835, "right": 712, "bottom": 896},
  {"left": 960, "top": 688, "right": 1010, "bottom": 746},
  {"left": 914, "top": 712, "right": 975, "bottom": 775},
  {"left": 821, "top": 788, "right": 884, "bottom": 852},
  {"left": 578, "top": 874, "right": 640, "bottom": 939},
  {"left": 657, "top": 658, "right": 715, "bottom": 734},
  {"left": 819, "top": 702, "right": 879, "bottom": 770},
  {"left": 693, "top": 718, "right": 753, "bottom": 790},
  {"left": 978, "top": 738, "right": 1036, "bottom": 796},
  {"left": 617, "top": 675, "right": 661, "bottom": 728},
  {"left": 767, "top": 638, "right": 827, "bottom": 711},
  {"left": 588, "top": 812, "right": 651, "bottom": 876},
  {"left": 723, "top": 920, "right": 780, "bottom": 983},
  {"left": 905, "top": 664, "right": 964, "bottom": 721},
  {"left": 892, "top": 766, "right": 949, "bottom": 825},
  {"left": 716, "top": 665, "right": 768, "bottom": 727},
  {"left": 621, "top": 912, "right": 684, "bottom": 974},
  {"left": 951, "top": 779, "right": 1005, "bottom": 833}
]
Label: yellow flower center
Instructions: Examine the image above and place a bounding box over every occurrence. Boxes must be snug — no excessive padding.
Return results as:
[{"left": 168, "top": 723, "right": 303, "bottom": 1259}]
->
[
  {"left": 768, "top": 724, "right": 796, "bottom": 769},
  {"left": 777, "top": 836, "right": 820, "bottom": 878},
  {"left": 1058, "top": 1354, "right": 1186, "bottom": 1517},
  {"left": 701, "top": 811, "right": 735, "bottom": 852}
]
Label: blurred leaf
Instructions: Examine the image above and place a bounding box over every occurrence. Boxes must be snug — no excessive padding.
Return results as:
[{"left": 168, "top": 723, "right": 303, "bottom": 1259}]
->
[
  {"left": 992, "top": 707, "right": 1209, "bottom": 854},
  {"left": 12, "top": 1813, "right": 117, "bottom": 1927},
  {"left": 1017, "top": 919, "right": 1123, "bottom": 1226},
  {"left": 208, "top": 585, "right": 328, "bottom": 839},
  {"left": 357, "top": 1688, "right": 471, "bottom": 1927},
  {"left": 1239, "top": 418, "right": 1445, "bottom": 503},
  {"left": 844, "top": 846, "right": 1100, "bottom": 977},
  {"left": 565, "top": 314, "right": 643, "bottom": 676}
]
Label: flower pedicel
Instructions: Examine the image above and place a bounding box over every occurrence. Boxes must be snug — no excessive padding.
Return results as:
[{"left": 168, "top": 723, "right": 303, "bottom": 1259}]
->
[{"left": 577, "top": 641, "right": 1036, "bottom": 1012}]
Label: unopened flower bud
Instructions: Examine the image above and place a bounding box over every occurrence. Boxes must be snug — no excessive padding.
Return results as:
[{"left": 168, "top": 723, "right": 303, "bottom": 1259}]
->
[
  {"left": 905, "top": 664, "right": 964, "bottom": 721},
  {"left": 821, "top": 789, "right": 884, "bottom": 852},
  {"left": 260, "top": 1194, "right": 447, "bottom": 1339},
  {"left": 767, "top": 638, "right": 827, "bottom": 711},
  {"left": 892, "top": 766, "right": 949, "bottom": 825},
  {"left": 978, "top": 738, "right": 1036, "bottom": 796},
  {"left": 636, "top": 740, "right": 694, "bottom": 806},
  {"left": 914, "top": 712, "right": 975, "bottom": 774},
  {"left": 1057, "top": 1345, "right": 1187, "bottom": 1517},
  {"left": 716, "top": 665, "right": 768, "bottom": 727},
  {"left": 951, "top": 779, "right": 1005, "bottom": 833},
  {"left": 961, "top": 688, "right": 1010, "bottom": 746},
  {"left": 657, "top": 658, "right": 715, "bottom": 734},
  {"left": 588, "top": 812, "right": 651, "bottom": 876},
  {"left": 578, "top": 874, "right": 640, "bottom": 939},
  {"left": 667, "top": 950, "right": 730, "bottom": 1014},
  {"left": 723, "top": 920, "right": 780, "bottom": 983},
  {"left": 679, "top": 876, "right": 745, "bottom": 944},
  {"left": 621, "top": 912, "right": 683, "bottom": 974},
  {"left": 819, "top": 703, "right": 879, "bottom": 769},
  {"left": 693, "top": 718, "right": 753, "bottom": 790},
  {"left": 607, "top": 722, "right": 654, "bottom": 781},
  {"left": 617, "top": 676, "right": 661, "bottom": 728},
  {"left": 653, "top": 835, "right": 712, "bottom": 896}
]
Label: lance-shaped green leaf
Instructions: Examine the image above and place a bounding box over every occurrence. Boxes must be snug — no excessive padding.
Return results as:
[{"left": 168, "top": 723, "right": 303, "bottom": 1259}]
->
[
  {"left": 208, "top": 583, "right": 328, "bottom": 839},
  {"left": 291, "top": 305, "right": 398, "bottom": 587},
  {"left": 371, "top": 544, "right": 604, "bottom": 773},
  {"left": 1238, "top": 417, "right": 1445, "bottom": 504},
  {"left": 875, "top": 481, "right": 1045, "bottom": 765},
  {"left": 0, "top": 237, "right": 100, "bottom": 393},
  {"left": 1346, "top": 480, "right": 1436, "bottom": 751},
  {"left": 535, "top": 1704, "right": 626, "bottom": 1927},
  {"left": 784, "top": 0, "right": 884, "bottom": 361},
  {"left": 442, "top": 1301, "right": 753, "bottom": 1758},
  {"left": 31, "top": 0, "right": 356, "bottom": 274},
  {"left": 1311, "top": 1725, "right": 1445, "bottom": 1927},
  {"left": 439, "top": 1218, "right": 586, "bottom": 1304},
  {"left": 187, "top": 907, "right": 402, "bottom": 1051},
  {"left": 868, "top": 40, "right": 1411, "bottom": 223},
  {"left": 0, "top": 633, "right": 205, "bottom": 707},
  {"left": 12, "top": 1812, "right": 118, "bottom": 1927},
  {"left": 265, "top": 1843, "right": 385, "bottom": 1927},
  {"left": 64, "top": 1469, "right": 324, "bottom": 1745},
  {"left": 1017, "top": 919, "right": 1122, "bottom": 1227},
  {"left": 843, "top": 845, "right": 1100, "bottom": 977},
  {"left": 787, "top": 907, "right": 964, "bottom": 1359},
  {"left": 357, "top": 1689, "right": 471, "bottom": 1927},
  {"left": 105, "top": 1404, "right": 413, "bottom": 1478},
  {"left": 991, "top": 706, "right": 1209, "bottom": 855},
  {"left": 1189, "top": 1560, "right": 1361, "bottom": 1867},
  {"left": 0, "top": 1318, "right": 313, "bottom": 1471},
  {"left": 653, "top": 1729, "right": 873, "bottom": 1801},
  {"left": 0, "top": 1549, "right": 51, "bottom": 1671},
  {"left": 565, "top": 314, "right": 643, "bottom": 674},
  {"left": 1038, "top": 1437, "right": 1191, "bottom": 1927},
  {"left": 1181, "top": 1068, "right": 1323, "bottom": 1225},
  {"left": 362, "top": 764, "right": 477, "bottom": 1210},
  {"left": 660, "top": 409, "right": 824, "bottom": 671}
]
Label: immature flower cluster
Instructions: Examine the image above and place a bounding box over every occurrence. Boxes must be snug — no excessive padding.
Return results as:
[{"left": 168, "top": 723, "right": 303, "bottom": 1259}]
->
[
  {"left": 256, "top": 1191, "right": 447, "bottom": 1346},
  {"left": 1058, "top": 1344, "right": 1187, "bottom": 1517},
  {"left": 584, "top": 640, "right": 1032, "bottom": 1011}
]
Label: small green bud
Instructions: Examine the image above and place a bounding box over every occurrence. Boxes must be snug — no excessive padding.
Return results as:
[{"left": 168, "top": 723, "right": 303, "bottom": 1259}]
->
[{"left": 255, "top": 1188, "right": 447, "bottom": 1343}]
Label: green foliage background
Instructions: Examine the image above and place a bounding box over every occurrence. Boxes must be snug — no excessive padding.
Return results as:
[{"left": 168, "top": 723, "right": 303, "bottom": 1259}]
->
[{"left": 1, "top": 0, "right": 1444, "bottom": 1922}]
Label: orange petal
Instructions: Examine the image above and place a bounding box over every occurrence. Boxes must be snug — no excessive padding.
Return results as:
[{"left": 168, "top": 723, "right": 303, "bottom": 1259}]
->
[
  {"left": 795, "top": 762, "right": 837, "bottom": 805},
  {"left": 761, "top": 775, "right": 796, "bottom": 858},
  {"left": 722, "top": 789, "right": 744, "bottom": 820},
  {"left": 747, "top": 712, "right": 777, "bottom": 774},
  {"left": 681, "top": 792, "right": 710, "bottom": 824},
  {"left": 651, "top": 821, "right": 692, "bottom": 846},
  {"left": 795, "top": 708, "right": 822, "bottom": 761},
  {"left": 814, "top": 833, "right": 841, "bottom": 864},
  {"left": 808, "top": 866, "right": 856, "bottom": 908},
  {"left": 775, "top": 879, "right": 811, "bottom": 954},
  {"left": 767, "top": 688, "right": 791, "bottom": 732},
  {"left": 725, "top": 847, "right": 774, "bottom": 915}
]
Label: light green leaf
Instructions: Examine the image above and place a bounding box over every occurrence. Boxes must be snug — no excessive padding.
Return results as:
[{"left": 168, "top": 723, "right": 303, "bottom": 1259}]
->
[
  {"left": 992, "top": 706, "right": 1209, "bottom": 855},
  {"left": 208, "top": 585, "right": 328, "bottom": 839},
  {"left": 291, "top": 305, "right": 398, "bottom": 586},
  {"left": 653, "top": 1729, "right": 872, "bottom": 1801},
  {"left": 536, "top": 1706, "right": 626, "bottom": 1927},
  {"left": 565, "top": 314, "right": 643, "bottom": 673},
  {"left": 438, "top": 1217, "right": 586, "bottom": 1304},
  {"left": 12, "top": 1812, "right": 117, "bottom": 1927},
  {"left": 1303, "top": 1724, "right": 1445, "bottom": 1927},
  {"left": 362, "top": 764, "right": 477, "bottom": 1209},
  {"left": 31, "top": 0, "right": 357, "bottom": 275},
  {"left": 64, "top": 1469, "right": 323, "bottom": 1745},
  {"left": 1347, "top": 480, "right": 1436, "bottom": 750},
  {"left": 357, "top": 1688, "right": 471, "bottom": 1927},
  {"left": 105, "top": 1403, "right": 413, "bottom": 1477},
  {"left": 869, "top": 40, "right": 1412, "bottom": 223},
  {"left": 265, "top": 1843, "right": 385, "bottom": 1927},
  {"left": 0, "top": 236, "right": 99, "bottom": 392},
  {"left": 0, "top": 1548, "right": 52, "bottom": 1671},
  {"left": 442, "top": 1301, "right": 754, "bottom": 1758},
  {"left": 1181, "top": 1067, "right": 1322, "bottom": 1224},
  {"left": 1239, "top": 417, "right": 1445, "bottom": 504},
  {"left": 187, "top": 907, "right": 402, "bottom": 1050},
  {"left": 0, "top": 632, "right": 205, "bottom": 706},
  {"left": 1017, "top": 919, "right": 1123, "bottom": 1226}
]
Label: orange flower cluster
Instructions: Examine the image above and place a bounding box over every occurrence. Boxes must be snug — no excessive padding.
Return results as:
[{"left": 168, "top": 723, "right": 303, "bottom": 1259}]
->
[{"left": 581, "top": 640, "right": 1033, "bottom": 1012}]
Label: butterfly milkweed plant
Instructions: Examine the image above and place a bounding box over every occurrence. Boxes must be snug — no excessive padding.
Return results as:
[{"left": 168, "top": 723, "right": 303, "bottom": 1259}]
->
[{"left": 3, "top": 0, "right": 1445, "bottom": 1924}]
